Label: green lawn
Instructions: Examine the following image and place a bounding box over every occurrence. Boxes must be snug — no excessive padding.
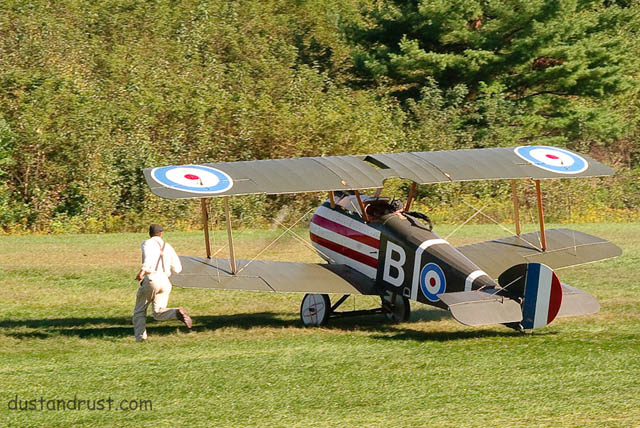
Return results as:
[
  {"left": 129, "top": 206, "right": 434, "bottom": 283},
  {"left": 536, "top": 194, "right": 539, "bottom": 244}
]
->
[{"left": 1, "top": 223, "right": 639, "bottom": 428}]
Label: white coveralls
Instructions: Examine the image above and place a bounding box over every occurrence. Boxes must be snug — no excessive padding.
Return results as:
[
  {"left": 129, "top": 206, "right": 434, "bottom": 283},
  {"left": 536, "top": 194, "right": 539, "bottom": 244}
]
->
[{"left": 133, "top": 236, "right": 183, "bottom": 341}]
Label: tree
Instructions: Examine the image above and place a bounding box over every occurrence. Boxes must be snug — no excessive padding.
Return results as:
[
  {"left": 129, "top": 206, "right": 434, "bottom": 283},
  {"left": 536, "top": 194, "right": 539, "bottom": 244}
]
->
[{"left": 346, "top": 0, "right": 639, "bottom": 147}]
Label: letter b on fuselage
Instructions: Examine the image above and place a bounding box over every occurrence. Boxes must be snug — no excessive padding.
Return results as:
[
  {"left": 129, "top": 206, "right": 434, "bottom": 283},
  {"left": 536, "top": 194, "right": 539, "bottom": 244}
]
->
[
  {"left": 382, "top": 241, "right": 406, "bottom": 287},
  {"left": 378, "top": 235, "right": 449, "bottom": 304}
]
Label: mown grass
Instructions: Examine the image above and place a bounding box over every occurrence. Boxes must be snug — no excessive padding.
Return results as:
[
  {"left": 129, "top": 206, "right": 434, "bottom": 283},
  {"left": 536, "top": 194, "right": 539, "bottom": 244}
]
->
[{"left": 0, "top": 223, "right": 639, "bottom": 428}]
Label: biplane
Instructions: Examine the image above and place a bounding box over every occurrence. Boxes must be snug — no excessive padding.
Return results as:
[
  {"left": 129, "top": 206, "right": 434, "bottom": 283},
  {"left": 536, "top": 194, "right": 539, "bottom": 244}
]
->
[{"left": 143, "top": 145, "right": 621, "bottom": 331}]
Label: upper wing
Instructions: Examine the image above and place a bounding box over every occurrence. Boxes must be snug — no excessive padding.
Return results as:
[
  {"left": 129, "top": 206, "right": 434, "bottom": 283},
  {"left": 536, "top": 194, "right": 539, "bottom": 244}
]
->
[
  {"left": 171, "top": 256, "right": 379, "bottom": 295},
  {"left": 456, "top": 228, "right": 622, "bottom": 279},
  {"left": 143, "top": 146, "right": 614, "bottom": 199}
]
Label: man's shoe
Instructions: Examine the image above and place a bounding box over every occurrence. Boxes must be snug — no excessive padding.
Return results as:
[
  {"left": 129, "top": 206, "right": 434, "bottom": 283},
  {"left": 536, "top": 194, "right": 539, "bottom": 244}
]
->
[{"left": 177, "top": 307, "right": 193, "bottom": 329}]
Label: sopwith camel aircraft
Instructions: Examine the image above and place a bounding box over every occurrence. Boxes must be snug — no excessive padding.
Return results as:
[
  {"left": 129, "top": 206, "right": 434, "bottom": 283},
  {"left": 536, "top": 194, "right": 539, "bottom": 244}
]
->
[{"left": 143, "top": 146, "right": 621, "bottom": 331}]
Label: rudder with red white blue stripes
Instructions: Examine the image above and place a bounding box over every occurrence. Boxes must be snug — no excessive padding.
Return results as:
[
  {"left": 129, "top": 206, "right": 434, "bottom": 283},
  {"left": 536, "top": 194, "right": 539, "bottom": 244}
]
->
[{"left": 521, "top": 263, "right": 563, "bottom": 330}]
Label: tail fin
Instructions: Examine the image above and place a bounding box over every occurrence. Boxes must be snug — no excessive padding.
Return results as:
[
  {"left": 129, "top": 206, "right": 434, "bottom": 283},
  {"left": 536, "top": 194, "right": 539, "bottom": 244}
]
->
[{"left": 499, "top": 263, "right": 563, "bottom": 330}]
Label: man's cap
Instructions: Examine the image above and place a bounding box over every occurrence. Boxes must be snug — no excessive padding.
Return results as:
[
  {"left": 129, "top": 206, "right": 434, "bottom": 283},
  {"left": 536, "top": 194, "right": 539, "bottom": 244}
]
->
[{"left": 149, "top": 224, "right": 163, "bottom": 236}]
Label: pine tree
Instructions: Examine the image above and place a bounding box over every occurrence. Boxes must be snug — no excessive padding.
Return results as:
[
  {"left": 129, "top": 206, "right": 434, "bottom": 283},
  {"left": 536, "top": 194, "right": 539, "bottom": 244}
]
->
[{"left": 346, "top": 0, "right": 639, "bottom": 147}]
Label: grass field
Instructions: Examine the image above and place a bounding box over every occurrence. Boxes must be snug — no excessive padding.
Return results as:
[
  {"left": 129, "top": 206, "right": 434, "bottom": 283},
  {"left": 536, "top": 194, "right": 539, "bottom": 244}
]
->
[{"left": 1, "top": 223, "right": 639, "bottom": 428}]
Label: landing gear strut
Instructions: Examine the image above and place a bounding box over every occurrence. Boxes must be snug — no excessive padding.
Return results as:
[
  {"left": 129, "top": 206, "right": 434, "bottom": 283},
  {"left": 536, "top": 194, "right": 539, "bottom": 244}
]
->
[
  {"left": 381, "top": 291, "right": 411, "bottom": 323},
  {"left": 299, "top": 292, "right": 411, "bottom": 326}
]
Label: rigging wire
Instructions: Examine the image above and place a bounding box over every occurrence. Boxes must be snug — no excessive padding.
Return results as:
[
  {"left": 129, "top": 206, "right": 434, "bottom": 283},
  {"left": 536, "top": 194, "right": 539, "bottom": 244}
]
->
[
  {"left": 236, "top": 206, "right": 317, "bottom": 275},
  {"left": 270, "top": 216, "right": 336, "bottom": 263},
  {"left": 444, "top": 202, "right": 488, "bottom": 240}
]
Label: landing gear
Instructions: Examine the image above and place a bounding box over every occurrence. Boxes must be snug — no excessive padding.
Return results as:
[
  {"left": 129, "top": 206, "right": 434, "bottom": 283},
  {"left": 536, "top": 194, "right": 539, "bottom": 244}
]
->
[
  {"left": 300, "top": 294, "right": 331, "bottom": 326},
  {"left": 299, "top": 292, "right": 411, "bottom": 326},
  {"left": 381, "top": 291, "right": 411, "bottom": 323}
]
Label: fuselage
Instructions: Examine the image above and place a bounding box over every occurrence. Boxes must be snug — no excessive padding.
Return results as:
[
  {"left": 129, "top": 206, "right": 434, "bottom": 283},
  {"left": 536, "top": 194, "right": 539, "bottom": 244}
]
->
[{"left": 309, "top": 198, "right": 497, "bottom": 308}]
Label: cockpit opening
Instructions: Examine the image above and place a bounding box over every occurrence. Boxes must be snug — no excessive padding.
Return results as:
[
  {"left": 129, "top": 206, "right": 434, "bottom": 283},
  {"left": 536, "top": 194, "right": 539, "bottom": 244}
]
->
[
  {"left": 332, "top": 192, "right": 401, "bottom": 221},
  {"left": 330, "top": 191, "right": 432, "bottom": 230}
]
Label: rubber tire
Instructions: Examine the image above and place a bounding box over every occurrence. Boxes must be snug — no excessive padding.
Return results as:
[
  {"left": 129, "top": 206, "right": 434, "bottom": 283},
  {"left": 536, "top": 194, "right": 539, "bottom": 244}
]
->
[
  {"left": 381, "top": 292, "right": 411, "bottom": 323},
  {"left": 300, "top": 294, "right": 331, "bottom": 326}
]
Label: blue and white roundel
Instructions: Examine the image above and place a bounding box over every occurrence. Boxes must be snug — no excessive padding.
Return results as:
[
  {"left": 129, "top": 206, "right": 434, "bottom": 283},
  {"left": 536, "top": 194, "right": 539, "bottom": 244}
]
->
[
  {"left": 151, "top": 165, "right": 233, "bottom": 194},
  {"left": 514, "top": 146, "right": 588, "bottom": 174},
  {"left": 420, "top": 263, "right": 446, "bottom": 302}
]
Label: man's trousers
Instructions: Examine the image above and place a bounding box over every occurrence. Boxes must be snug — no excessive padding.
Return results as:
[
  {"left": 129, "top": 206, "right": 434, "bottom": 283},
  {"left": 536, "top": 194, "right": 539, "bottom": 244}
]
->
[{"left": 133, "top": 273, "right": 179, "bottom": 341}]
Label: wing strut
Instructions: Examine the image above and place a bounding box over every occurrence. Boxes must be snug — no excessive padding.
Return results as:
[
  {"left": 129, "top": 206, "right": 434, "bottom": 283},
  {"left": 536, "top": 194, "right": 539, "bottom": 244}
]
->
[
  {"left": 200, "top": 198, "right": 212, "bottom": 258},
  {"left": 535, "top": 180, "right": 547, "bottom": 251},
  {"left": 404, "top": 181, "right": 417, "bottom": 211},
  {"left": 511, "top": 180, "right": 521, "bottom": 236},
  {"left": 354, "top": 190, "right": 369, "bottom": 222},
  {"left": 224, "top": 196, "right": 237, "bottom": 274}
]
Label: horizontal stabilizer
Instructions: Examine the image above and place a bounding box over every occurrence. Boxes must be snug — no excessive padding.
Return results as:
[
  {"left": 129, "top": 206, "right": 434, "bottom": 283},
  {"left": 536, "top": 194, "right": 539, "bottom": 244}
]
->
[
  {"left": 457, "top": 228, "right": 622, "bottom": 279},
  {"left": 171, "top": 256, "right": 378, "bottom": 295},
  {"left": 438, "top": 290, "right": 522, "bottom": 326},
  {"left": 557, "top": 283, "right": 600, "bottom": 318}
]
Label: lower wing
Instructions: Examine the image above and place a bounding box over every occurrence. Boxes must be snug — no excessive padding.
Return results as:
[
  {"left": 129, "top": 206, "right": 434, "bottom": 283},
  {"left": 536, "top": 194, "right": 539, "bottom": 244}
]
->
[
  {"left": 171, "top": 256, "right": 378, "bottom": 295},
  {"left": 440, "top": 228, "right": 616, "bottom": 327},
  {"left": 456, "top": 228, "right": 621, "bottom": 279}
]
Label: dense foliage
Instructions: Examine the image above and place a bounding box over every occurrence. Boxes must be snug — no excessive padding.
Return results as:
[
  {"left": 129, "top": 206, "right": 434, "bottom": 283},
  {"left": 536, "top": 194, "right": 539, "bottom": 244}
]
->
[
  {"left": 348, "top": 0, "right": 638, "bottom": 143},
  {"left": 0, "top": 0, "right": 638, "bottom": 233}
]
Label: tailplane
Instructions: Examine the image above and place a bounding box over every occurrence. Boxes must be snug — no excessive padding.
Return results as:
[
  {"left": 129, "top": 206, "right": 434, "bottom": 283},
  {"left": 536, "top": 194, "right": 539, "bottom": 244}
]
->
[{"left": 440, "top": 263, "right": 582, "bottom": 330}]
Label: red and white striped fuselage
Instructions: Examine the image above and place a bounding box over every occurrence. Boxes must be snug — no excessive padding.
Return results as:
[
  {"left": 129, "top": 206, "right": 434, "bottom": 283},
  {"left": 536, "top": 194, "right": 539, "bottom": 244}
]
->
[{"left": 309, "top": 204, "right": 382, "bottom": 280}]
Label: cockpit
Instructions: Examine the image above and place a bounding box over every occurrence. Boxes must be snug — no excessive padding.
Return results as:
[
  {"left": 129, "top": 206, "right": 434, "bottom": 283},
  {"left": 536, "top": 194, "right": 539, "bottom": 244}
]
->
[
  {"left": 332, "top": 193, "right": 403, "bottom": 221},
  {"left": 330, "top": 191, "right": 433, "bottom": 231}
]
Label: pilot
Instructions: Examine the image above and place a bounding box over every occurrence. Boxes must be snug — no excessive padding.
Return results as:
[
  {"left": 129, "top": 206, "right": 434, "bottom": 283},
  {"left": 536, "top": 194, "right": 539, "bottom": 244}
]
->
[{"left": 133, "top": 224, "right": 192, "bottom": 341}]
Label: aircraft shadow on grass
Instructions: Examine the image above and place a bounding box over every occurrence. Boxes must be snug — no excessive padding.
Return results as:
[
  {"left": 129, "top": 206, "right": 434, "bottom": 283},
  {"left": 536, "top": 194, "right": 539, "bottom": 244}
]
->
[{"left": 0, "top": 307, "right": 538, "bottom": 341}]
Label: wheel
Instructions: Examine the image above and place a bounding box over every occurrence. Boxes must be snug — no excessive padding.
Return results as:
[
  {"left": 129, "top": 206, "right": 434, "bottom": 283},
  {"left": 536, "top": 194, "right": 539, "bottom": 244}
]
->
[
  {"left": 381, "top": 291, "right": 410, "bottom": 323},
  {"left": 300, "top": 294, "right": 331, "bottom": 326}
]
